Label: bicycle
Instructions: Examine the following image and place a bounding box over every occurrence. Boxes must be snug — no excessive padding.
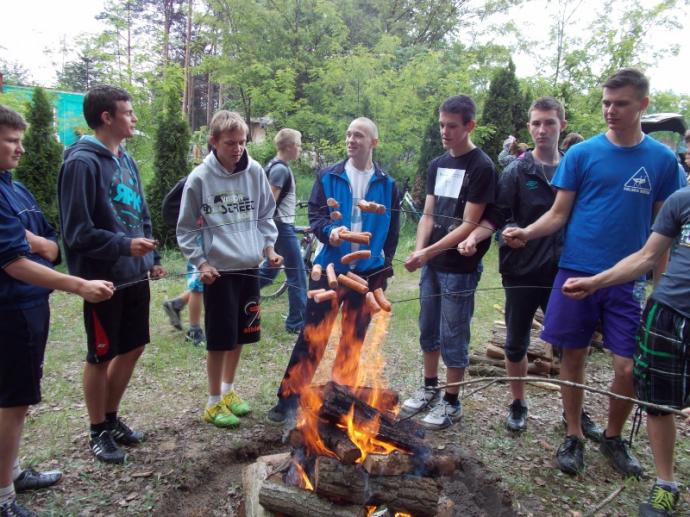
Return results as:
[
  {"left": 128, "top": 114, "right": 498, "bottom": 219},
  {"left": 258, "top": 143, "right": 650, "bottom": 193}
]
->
[
  {"left": 260, "top": 218, "right": 318, "bottom": 300},
  {"left": 399, "top": 178, "right": 422, "bottom": 232}
]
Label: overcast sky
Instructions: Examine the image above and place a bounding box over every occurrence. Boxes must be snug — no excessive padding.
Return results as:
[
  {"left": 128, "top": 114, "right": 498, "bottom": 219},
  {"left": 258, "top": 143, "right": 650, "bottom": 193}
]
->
[{"left": 2, "top": 0, "right": 689, "bottom": 96}]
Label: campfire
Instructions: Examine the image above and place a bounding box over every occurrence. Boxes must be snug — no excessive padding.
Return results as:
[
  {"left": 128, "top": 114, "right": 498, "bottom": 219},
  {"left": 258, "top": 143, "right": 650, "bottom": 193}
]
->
[{"left": 248, "top": 309, "right": 460, "bottom": 517}]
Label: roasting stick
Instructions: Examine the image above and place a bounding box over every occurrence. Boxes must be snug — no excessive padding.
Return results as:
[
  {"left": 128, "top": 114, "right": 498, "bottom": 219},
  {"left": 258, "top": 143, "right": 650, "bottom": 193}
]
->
[{"left": 435, "top": 376, "right": 688, "bottom": 418}]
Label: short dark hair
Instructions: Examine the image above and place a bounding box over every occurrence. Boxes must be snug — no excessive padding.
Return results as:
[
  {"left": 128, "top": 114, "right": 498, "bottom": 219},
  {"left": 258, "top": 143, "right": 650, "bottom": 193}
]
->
[
  {"left": 83, "top": 85, "right": 132, "bottom": 130},
  {"left": 0, "top": 105, "right": 27, "bottom": 131},
  {"left": 684, "top": 129, "right": 690, "bottom": 143},
  {"left": 561, "top": 132, "right": 584, "bottom": 151},
  {"left": 440, "top": 95, "right": 476, "bottom": 124},
  {"left": 602, "top": 68, "right": 649, "bottom": 98},
  {"left": 528, "top": 96, "right": 565, "bottom": 121}
]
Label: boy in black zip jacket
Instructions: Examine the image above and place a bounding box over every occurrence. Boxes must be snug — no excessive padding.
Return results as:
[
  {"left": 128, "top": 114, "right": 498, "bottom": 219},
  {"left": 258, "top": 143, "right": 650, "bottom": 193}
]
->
[
  {"left": 58, "top": 86, "right": 165, "bottom": 465},
  {"left": 0, "top": 105, "right": 114, "bottom": 517},
  {"left": 459, "top": 97, "right": 603, "bottom": 436}
]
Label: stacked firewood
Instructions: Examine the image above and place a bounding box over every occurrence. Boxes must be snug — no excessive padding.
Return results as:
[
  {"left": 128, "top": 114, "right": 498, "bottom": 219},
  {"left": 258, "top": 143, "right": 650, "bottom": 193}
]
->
[{"left": 469, "top": 307, "right": 559, "bottom": 377}]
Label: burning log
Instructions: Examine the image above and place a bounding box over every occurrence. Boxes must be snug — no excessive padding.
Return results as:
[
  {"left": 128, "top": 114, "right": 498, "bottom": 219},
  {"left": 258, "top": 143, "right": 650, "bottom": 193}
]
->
[
  {"left": 259, "top": 477, "right": 366, "bottom": 517},
  {"left": 318, "top": 382, "right": 427, "bottom": 453},
  {"left": 361, "top": 451, "right": 413, "bottom": 476},
  {"left": 314, "top": 457, "right": 441, "bottom": 517}
]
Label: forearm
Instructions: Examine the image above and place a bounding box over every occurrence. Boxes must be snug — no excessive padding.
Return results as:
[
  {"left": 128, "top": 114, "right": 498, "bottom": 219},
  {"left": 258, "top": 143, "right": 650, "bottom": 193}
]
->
[
  {"left": 524, "top": 210, "right": 568, "bottom": 241},
  {"left": 592, "top": 251, "right": 657, "bottom": 289},
  {"left": 467, "top": 222, "right": 494, "bottom": 246},
  {"left": 4, "top": 258, "right": 88, "bottom": 295},
  {"left": 31, "top": 237, "right": 59, "bottom": 262},
  {"left": 425, "top": 221, "right": 477, "bottom": 256},
  {"left": 414, "top": 215, "right": 434, "bottom": 250}
]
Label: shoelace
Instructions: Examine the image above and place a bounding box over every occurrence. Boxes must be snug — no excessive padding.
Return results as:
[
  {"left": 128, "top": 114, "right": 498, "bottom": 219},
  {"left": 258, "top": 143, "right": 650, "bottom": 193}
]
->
[
  {"left": 651, "top": 486, "right": 676, "bottom": 510},
  {"left": 561, "top": 436, "right": 581, "bottom": 453},
  {"left": 100, "top": 432, "right": 120, "bottom": 453}
]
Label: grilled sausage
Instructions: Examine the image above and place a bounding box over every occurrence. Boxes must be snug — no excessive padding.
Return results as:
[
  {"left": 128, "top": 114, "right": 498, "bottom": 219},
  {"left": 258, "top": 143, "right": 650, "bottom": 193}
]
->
[
  {"left": 373, "top": 288, "right": 392, "bottom": 312},
  {"left": 341, "top": 250, "right": 371, "bottom": 265},
  {"left": 337, "top": 274, "right": 369, "bottom": 294}
]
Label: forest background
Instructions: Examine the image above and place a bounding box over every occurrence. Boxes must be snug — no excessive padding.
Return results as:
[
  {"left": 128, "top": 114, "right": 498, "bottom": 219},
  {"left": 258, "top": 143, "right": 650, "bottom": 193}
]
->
[{"left": 2, "top": 0, "right": 690, "bottom": 241}]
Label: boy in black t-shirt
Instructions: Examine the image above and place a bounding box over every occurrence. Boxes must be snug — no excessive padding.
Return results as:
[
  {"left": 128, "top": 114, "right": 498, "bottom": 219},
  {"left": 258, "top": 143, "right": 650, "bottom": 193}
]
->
[{"left": 403, "top": 95, "right": 497, "bottom": 429}]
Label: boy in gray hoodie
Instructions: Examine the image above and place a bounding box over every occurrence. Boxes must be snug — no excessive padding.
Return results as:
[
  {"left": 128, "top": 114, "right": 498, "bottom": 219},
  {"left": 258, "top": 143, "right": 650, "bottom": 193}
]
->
[{"left": 177, "top": 111, "right": 282, "bottom": 428}]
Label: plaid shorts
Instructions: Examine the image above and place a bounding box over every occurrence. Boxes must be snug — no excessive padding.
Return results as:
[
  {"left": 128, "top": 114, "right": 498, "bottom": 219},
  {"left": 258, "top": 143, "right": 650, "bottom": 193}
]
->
[{"left": 634, "top": 299, "right": 690, "bottom": 415}]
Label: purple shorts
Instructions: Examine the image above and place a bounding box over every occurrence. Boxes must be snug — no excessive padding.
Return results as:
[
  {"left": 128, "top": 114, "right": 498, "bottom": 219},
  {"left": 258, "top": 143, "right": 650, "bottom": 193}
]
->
[{"left": 540, "top": 269, "right": 641, "bottom": 358}]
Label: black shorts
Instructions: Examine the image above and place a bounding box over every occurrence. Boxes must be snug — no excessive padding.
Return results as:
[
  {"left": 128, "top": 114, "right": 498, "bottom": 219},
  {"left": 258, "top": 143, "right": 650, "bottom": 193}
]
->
[
  {"left": 204, "top": 271, "right": 261, "bottom": 351},
  {"left": 84, "top": 281, "right": 150, "bottom": 364},
  {"left": 0, "top": 301, "right": 50, "bottom": 407},
  {"left": 502, "top": 272, "right": 555, "bottom": 363},
  {"left": 634, "top": 299, "right": 690, "bottom": 416}
]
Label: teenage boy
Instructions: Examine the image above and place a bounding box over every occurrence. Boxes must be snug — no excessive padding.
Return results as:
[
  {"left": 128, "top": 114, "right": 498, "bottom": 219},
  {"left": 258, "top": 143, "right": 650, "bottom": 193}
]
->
[
  {"left": 267, "top": 117, "right": 399, "bottom": 425},
  {"left": 503, "top": 69, "right": 684, "bottom": 476},
  {"left": 562, "top": 186, "right": 690, "bottom": 517},
  {"left": 403, "top": 95, "right": 497, "bottom": 429},
  {"left": 457, "top": 97, "right": 603, "bottom": 438},
  {"left": 258, "top": 128, "right": 307, "bottom": 333},
  {"left": 58, "top": 85, "right": 165, "bottom": 464},
  {"left": 177, "top": 110, "right": 282, "bottom": 428},
  {"left": 1, "top": 105, "right": 114, "bottom": 517}
]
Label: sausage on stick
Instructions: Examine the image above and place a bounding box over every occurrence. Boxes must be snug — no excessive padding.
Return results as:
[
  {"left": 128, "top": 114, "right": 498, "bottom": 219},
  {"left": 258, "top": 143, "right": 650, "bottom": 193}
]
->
[
  {"left": 314, "top": 290, "right": 337, "bottom": 303},
  {"left": 337, "top": 274, "right": 368, "bottom": 294},
  {"left": 311, "top": 264, "right": 322, "bottom": 281},
  {"left": 341, "top": 250, "right": 371, "bottom": 265},
  {"left": 365, "top": 292, "right": 382, "bottom": 313},
  {"left": 326, "top": 263, "right": 338, "bottom": 288},
  {"left": 373, "top": 288, "right": 392, "bottom": 312}
]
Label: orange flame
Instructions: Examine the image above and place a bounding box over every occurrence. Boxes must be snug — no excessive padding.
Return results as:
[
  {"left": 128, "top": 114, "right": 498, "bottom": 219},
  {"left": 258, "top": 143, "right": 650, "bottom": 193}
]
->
[{"left": 291, "top": 460, "right": 314, "bottom": 491}]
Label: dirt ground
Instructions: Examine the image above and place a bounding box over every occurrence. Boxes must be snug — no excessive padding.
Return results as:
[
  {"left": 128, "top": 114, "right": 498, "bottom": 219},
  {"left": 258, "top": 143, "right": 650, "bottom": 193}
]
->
[{"left": 20, "top": 349, "right": 690, "bottom": 516}]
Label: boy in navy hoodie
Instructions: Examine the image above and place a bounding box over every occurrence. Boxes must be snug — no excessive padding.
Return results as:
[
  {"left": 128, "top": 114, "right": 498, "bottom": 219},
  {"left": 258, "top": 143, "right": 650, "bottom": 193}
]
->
[
  {"left": 58, "top": 86, "right": 165, "bottom": 464},
  {"left": 0, "top": 105, "right": 114, "bottom": 517}
]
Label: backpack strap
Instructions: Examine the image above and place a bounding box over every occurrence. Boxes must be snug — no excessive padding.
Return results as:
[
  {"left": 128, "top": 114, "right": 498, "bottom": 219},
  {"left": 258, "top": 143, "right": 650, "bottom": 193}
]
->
[{"left": 265, "top": 159, "right": 292, "bottom": 213}]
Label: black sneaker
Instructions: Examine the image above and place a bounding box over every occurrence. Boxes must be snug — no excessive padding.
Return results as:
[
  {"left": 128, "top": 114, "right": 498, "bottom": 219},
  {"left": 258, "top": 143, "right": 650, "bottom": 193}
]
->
[
  {"left": 562, "top": 410, "right": 604, "bottom": 442},
  {"left": 599, "top": 433, "right": 643, "bottom": 477},
  {"left": 162, "top": 300, "right": 183, "bottom": 330},
  {"left": 556, "top": 435, "right": 585, "bottom": 475},
  {"left": 506, "top": 399, "right": 528, "bottom": 432},
  {"left": 185, "top": 327, "right": 206, "bottom": 347},
  {"left": 0, "top": 499, "right": 36, "bottom": 517},
  {"left": 639, "top": 483, "right": 679, "bottom": 516},
  {"left": 89, "top": 430, "right": 127, "bottom": 464},
  {"left": 266, "top": 403, "right": 287, "bottom": 425},
  {"left": 109, "top": 417, "right": 145, "bottom": 446},
  {"left": 14, "top": 468, "right": 62, "bottom": 492}
]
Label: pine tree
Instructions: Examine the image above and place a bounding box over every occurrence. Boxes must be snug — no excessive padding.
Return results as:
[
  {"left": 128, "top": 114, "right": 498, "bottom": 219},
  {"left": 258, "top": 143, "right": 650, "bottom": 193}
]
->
[
  {"left": 148, "top": 86, "right": 191, "bottom": 246},
  {"left": 481, "top": 59, "right": 528, "bottom": 166},
  {"left": 15, "top": 87, "right": 64, "bottom": 228},
  {"left": 412, "top": 114, "right": 444, "bottom": 207}
]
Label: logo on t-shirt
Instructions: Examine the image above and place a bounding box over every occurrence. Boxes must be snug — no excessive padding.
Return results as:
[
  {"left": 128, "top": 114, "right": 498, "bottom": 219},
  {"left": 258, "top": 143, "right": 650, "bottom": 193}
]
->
[
  {"left": 434, "top": 168, "right": 466, "bottom": 198},
  {"left": 623, "top": 167, "right": 652, "bottom": 195},
  {"left": 680, "top": 223, "right": 690, "bottom": 248}
]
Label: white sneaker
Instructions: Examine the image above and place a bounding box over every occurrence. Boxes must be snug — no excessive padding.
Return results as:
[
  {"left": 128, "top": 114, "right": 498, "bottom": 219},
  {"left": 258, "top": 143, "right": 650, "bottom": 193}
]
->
[
  {"left": 400, "top": 386, "right": 440, "bottom": 417},
  {"left": 421, "top": 399, "right": 462, "bottom": 429}
]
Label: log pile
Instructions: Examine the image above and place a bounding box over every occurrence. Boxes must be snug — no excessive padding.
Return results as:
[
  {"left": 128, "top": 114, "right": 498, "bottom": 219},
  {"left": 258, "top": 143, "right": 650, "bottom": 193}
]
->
[{"left": 255, "top": 382, "right": 461, "bottom": 516}]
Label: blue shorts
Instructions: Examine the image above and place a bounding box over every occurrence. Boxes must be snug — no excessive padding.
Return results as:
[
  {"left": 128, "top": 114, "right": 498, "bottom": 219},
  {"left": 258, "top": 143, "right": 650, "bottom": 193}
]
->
[
  {"left": 186, "top": 262, "right": 204, "bottom": 293},
  {"left": 418, "top": 266, "right": 480, "bottom": 369},
  {"left": 541, "top": 268, "right": 641, "bottom": 358}
]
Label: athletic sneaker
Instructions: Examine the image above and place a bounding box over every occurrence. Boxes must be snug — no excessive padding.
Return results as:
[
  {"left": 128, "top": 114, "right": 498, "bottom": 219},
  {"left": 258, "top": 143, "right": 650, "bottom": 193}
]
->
[
  {"left": 222, "top": 390, "right": 251, "bottom": 416},
  {"left": 639, "top": 483, "right": 679, "bottom": 517},
  {"left": 203, "top": 401, "right": 240, "bottom": 428},
  {"left": 109, "top": 417, "right": 145, "bottom": 445},
  {"left": 562, "top": 410, "right": 604, "bottom": 442},
  {"left": 162, "top": 300, "right": 183, "bottom": 330},
  {"left": 89, "top": 430, "right": 127, "bottom": 464},
  {"left": 599, "top": 434, "right": 643, "bottom": 477},
  {"left": 0, "top": 499, "right": 36, "bottom": 517},
  {"left": 400, "top": 386, "right": 440, "bottom": 418},
  {"left": 185, "top": 327, "right": 206, "bottom": 347},
  {"left": 505, "top": 399, "right": 528, "bottom": 432},
  {"left": 555, "top": 435, "right": 585, "bottom": 475},
  {"left": 421, "top": 399, "right": 463, "bottom": 430},
  {"left": 13, "top": 468, "right": 62, "bottom": 492}
]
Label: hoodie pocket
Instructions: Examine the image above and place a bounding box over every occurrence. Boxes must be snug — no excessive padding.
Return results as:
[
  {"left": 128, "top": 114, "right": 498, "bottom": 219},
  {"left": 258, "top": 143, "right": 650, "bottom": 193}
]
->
[{"left": 206, "top": 228, "right": 263, "bottom": 268}]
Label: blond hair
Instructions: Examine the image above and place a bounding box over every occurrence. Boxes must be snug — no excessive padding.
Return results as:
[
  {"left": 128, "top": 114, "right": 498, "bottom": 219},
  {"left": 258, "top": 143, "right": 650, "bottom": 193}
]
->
[
  {"left": 209, "top": 110, "right": 249, "bottom": 141},
  {"left": 274, "top": 128, "right": 301, "bottom": 150}
]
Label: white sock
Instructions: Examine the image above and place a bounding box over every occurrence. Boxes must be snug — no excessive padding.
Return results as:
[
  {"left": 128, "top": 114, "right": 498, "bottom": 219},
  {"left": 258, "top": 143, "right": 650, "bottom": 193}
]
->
[
  {"left": 207, "top": 395, "right": 221, "bottom": 407},
  {"left": 221, "top": 382, "right": 234, "bottom": 395},
  {"left": 11, "top": 459, "right": 21, "bottom": 481},
  {"left": 656, "top": 478, "right": 678, "bottom": 490},
  {"left": 0, "top": 484, "right": 15, "bottom": 507}
]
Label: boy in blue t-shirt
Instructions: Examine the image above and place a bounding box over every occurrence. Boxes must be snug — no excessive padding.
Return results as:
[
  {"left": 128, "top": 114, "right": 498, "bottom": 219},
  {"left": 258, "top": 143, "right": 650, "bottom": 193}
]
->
[{"left": 504, "top": 69, "right": 685, "bottom": 478}]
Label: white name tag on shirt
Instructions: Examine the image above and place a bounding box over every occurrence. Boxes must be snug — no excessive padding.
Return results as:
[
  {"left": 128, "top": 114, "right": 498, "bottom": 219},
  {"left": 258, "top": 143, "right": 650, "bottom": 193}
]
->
[{"left": 434, "top": 167, "right": 465, "bottom": 198}]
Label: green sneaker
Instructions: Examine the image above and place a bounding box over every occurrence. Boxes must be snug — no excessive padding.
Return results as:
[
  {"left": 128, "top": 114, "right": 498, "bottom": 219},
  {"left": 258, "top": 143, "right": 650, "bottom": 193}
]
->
[
  {"left": 203, "top": 402, "right": 240, "bottom": 428},
  {"left": 222, "top": 390, "right": 251, "bottom": 417},
  {"left": 639, "top": 483, "right": 679, "bottom": 516}
]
